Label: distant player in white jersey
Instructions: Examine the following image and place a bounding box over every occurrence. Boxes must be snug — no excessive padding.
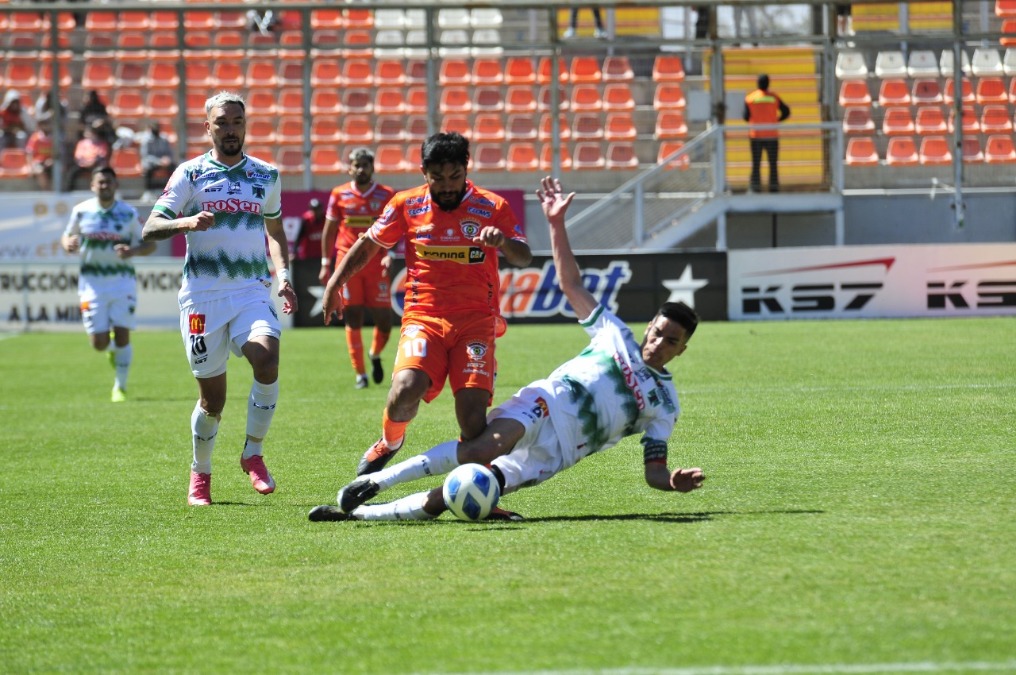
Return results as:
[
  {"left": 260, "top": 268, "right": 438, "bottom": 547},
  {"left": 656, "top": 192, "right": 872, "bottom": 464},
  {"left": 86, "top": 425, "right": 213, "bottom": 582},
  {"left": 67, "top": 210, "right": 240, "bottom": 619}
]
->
[
  {"left": 142, "top": 91, "right": 298, "bottom": 506},
  {"left": 61, "top": 166, "right": 156, "bottom": 403},
  {"left": 310, "top": 177, "right": 705, "bottom": 523}
]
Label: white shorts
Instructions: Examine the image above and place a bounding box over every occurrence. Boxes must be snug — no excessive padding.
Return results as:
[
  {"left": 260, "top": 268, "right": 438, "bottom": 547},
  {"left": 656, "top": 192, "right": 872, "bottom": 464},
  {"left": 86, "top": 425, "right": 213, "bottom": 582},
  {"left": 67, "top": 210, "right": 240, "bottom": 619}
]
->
[
  {"left": 488, "top": 386, "right": 569, "bottom": 494},
  {"left": 179, "top": 289, "right": 281, "bottom": 378},
  {"left": 80, "top": 291, "right": 137, "bottom": 334}
]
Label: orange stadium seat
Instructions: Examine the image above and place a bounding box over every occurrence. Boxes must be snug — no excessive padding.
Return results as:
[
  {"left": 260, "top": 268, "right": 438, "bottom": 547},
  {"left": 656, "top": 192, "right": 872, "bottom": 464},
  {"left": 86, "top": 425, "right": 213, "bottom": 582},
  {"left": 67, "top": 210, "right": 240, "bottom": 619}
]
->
[
  {"left": 439, "top": 58, "right": 471, "bottom": 86},
  {"left": 311, "top": 9, "right": 344, "bottom": 30},
  {"left": 655, "top": 110, "right": 689, "bottom": 139},
  {"left": 472, "top": 58, "right": 504, "bottom": 85},
  {"left": 247, "top": 89, "right": 277, "bottom": 117},
  {"left": 1010, "top": 78, "right": 1016, "bottom": 103},
  {"left": 603, "top": 56, "right": 634, "bottom": 83},
  {"left": 998, "top": 0, "right": 1016, "bottom": 16},
  {"left": 539, "top": 113, "right": 572, "bottom": 141},
  {"left": 374, "top": 144, "right": 410, "bottom": 172},
  {"left": 277, "top": 148, "right": 306, "bottom": 175},
  {"left": 918, "top": 136, "right": 952, "bottom": 165},
  {"left": 540, "top": 143, "right": 572, "bottom": 171},
  {"left": 4, "top": 60, "right": 38, "bottom": 90},
  {"left": 911, "top": 79, "right": 943, "bottom": 105},
  {"left": 878, "top": 79, "right": 911, "bottom": 106},
  {"left": 0, "top": 149, "right": 32, "bottom": 179},
  {"left": 115, "top": 62, "right": 148, "bottom": 88},
  {"left": 85, "top": 11, "right": 117, "bottom": 33},
  {"left": 340, "top": 115, "right": 374, "bottom": 144},
  {"left": 311, "top": 147, "right": 345, "bottom": 174},
  {"left": 603, "top": 84, "right": 635, "bottom": 112},
  {"left": 573, "top": 142, "right": 606, "bottom": 170},
  {"left": 39, "top": 61, "right": 72, "bottom": 89},
  {"left": 944, "top": 77, "right": 975, "bottom": 104},
  {"left": 342, "top": 59, "right": 374, "bottom": 87},
  {"left": 374, "top": 88, "right": 407, "bottom": 114},
  {"left": 537, "top": 57, "right": 569, "bottom": 84},
  {"left": 116, "top": 32, "right": 150, "bottom": 62},
  {"left": 473, "top": 113, "right": 507, "bottom": 142},
  {"left": 605, "top": 112, "right": 637, "bottom": 141},
  {"left": 439, "top": 87, "right": 472, "bottom": 114},
  {"left": 344, "top": 8, "right": 374, "bottom": 30},
  {"left": 375, "top": 115, "right": 406, "bottom": 143},
  {"left": 981, "top": 105, "right": 1014, "bottom": 133},
  {"left": 186, "top": 93, "right": 207, "bottom": 118},
  {"left": 657, "top": 141, "right": 691, "bottom": 170},
  {"left": 845, "top": 137, "right": 880, "bottom": 166},
  {"left": 148, "top": 33, "right": 181, "bottom": 62},
  {"left": 245, "top": 60, "right": 279, "bottom": 88},
  {"left": 278, "top": 60, "right": 305, "bottom": 88},
  {"left": 843, "top": 107, "right": 875, "bottom": 135},
  {"left": 110, "top": 148, "right": 144, "bottom": 178},
  {"left": 246, "top": 118, "right": 277, "bottom": 145},
  {"left": 212, "top": 30, "right": 246, "bottom": 60},
  {"left": 375, "top": 60, "right": 407, "bottom": 87},
  {"left": 654, "top": 83, "right": 686, "bottom": 109},
  {"left": 882, "top": 107, "right": 915, "bottom": 136},
  {"left": 505, "top": 87, "right": 538, "bottom": 114},
  {"left": 504, "top": 57, "right": 537, "bottom": 85},
  {"left": 406, "top": 116, "right": 429, "bottom": 142},
  {"left": 211, "top": 62, "right": 245, "bottom": 88},
  {"left": 948, "top": 106, "right": 980, "bottom": 134},
  {"left": 216, "top": 11, "right": 249, "bottom": 31},
  {"left": 886, "top": 137, "right": 919, "bottom": 166},
  {"left": 839, "top": 80, "right": 872, "bottom": 107},
  {"left": 652, "top": 54, "right": 686, "bottom": 82},
  {"left": 976, "top": 77, "right": 1008, "bottom": 105},
  {"left": 472, "top": 144, "right": 506, "bottom": 171},
  {"left": 312, "top": 59, "right": 342, "bottom": 87},
  {"left": 473, "top": 87, "right": 504, "bottom": 113},
  {"left": 311, "top": 118, "right": 343, "bottom": 144},
  {"left": 507, "top": 115, "right": 538, "bottom": 141},
  {"left": 184, "top": 11, "right": 216, "bottom": 31},
  {"left": 606, "top": 142, "right": 639, "bottom": 169},
  {"left": 185, "top": 62, "right": 215, "bottom": 89},
  {"left": 441, "top": 114, "right": 471, "bottom": 136},
  {"left": 984, "top": 134, "right": 1016, "bottom": 162},
  {"left": 340, "top": 89, "right": 373, "bottom": 114},
  {"left": 506, "top": 142, "right": 539, "bottom": 171},
  {"left": 572, "top": 113, "right": 604, "bottom": 140},
  {"left": 570, "top": 84, "right": 603, "bottom": 113},
  {"left": 277, "top": 117, "right": 305, "bottom": 145},
  {"left": 961, "top": 137, "right": 984, "bottom": 163},
  {"left": 82, "top": 61, "right": 115, "bottom": 91},
  {"left": 569, "top": 56, "right": 603, "bottom": 84},
  {"left": 915, "top": 106, "right": 948, "bottom": 135}
]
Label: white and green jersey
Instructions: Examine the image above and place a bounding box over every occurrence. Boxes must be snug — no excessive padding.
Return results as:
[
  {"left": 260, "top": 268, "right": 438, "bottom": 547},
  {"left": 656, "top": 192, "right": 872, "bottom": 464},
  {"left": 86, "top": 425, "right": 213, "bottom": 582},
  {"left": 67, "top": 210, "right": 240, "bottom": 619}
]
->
[
  {"left": 535, "top": 304, "right": 679, "bottom": 467},
  {"left": 64, "top": 198, "right": 144, "bottom": 301},
  {"left": 151, "top": 151, "right": 282, "bottom": 304}
]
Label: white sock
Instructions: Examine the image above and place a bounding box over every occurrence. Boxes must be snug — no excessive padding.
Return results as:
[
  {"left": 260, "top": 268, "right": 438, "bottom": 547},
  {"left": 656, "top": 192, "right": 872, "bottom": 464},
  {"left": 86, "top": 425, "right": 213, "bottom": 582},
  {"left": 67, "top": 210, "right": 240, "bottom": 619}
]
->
[
  {"left": 352, "top": 492, "right": 436, "bottom": 521},
  {"left": 373, "top": 439, "right": 459, "bottom": 491},
  {"left": 246, "top": 379, "right": 278, "bottom": 441},
  {"left": 191, "top": 403, "right": 219, "bottom": 475},
  {"left": 112, "top": 344, "right": 132, "bottom": 390}
]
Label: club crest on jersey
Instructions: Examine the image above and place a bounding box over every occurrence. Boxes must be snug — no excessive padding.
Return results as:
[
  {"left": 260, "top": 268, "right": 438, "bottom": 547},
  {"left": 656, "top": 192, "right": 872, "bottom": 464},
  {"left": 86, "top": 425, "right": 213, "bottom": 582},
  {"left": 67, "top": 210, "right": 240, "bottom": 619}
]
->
[
  {"left": 188, "top": 313, "right": 206, "bottom": 334},
  {"left": 460, "top": 220, "right": 481, "bottom": 238},
  {"left": 252, "top": 185, "right": 266, "bottom": 198},
  {"left": 402, "top": 323, "right": 423, "bottom": 338},
  {"left": 533, "top": 396, "right": 549, "bottom": 418},
  {"left": 465, "top": 341, "right": 488, "bottom": 360},
  {"left": 226, "top": 181, "right": 242, "bottom": 195}
]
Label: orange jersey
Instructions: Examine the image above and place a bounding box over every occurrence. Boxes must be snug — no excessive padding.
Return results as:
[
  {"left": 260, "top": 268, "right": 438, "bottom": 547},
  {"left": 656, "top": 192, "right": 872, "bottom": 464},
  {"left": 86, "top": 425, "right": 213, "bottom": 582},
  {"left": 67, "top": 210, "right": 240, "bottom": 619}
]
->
[
  {"left": 368, "top": 181, "right": 525, "bottom": 317},
  {"left": 325, "top": 181, "right": 397, "bottom": 256}
]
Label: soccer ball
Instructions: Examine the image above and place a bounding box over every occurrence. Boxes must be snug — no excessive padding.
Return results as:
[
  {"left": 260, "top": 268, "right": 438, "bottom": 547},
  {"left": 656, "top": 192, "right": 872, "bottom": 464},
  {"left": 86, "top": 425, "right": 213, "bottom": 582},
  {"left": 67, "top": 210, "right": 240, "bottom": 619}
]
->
[{"left": 442, "top": 463, "right": 500, "bottom": 521}]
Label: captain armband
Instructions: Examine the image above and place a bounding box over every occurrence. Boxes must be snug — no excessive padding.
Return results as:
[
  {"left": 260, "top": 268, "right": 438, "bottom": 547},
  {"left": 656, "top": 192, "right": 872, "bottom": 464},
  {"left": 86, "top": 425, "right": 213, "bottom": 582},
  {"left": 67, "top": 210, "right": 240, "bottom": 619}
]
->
[{"left": 641, "top": 439, "right": 668, "bottom": 465}]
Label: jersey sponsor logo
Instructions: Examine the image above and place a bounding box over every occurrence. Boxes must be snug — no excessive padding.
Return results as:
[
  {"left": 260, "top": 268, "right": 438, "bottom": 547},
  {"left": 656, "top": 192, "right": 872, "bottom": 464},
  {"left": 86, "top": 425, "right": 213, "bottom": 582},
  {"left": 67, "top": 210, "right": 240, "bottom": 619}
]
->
[
  {"left": 471, "top": 196, "right": 495, "bottom": 208},
  {"left": 203, "top": 184, "right": 224, "bottom": 193},
  {"left": 200, "top": 198, "right": 263, "bottom": 215},
  {"left": 614, "top": 353, "right": 646, "bottom": 410},
  {"left": 459, "top": 220, "right": 481, "bottom": 238},
  {"left": 466, "top": 207, "right": 492, "bottom": 218},
  {"left": 346, "top": 215, "right": 374, "bottom": 228},
  {"left": 246, "top": 169, "right": 272, "bottom": 182},
  {"left": 82, "top": 231, "right": 127, "bottom": 242},
  {"left": 190, "top": 168, "right": 218, "bottom": 182},
  {"left": 415, "top": 244, "right": 486, "bottom": 264},
  {"left": 188, "top": 313, "right": 206, "bottom": 334},
  {"left": 532, "top": 396, "right": 549, "bottom": 419},
  {"left": 408, "top": 206, "right": 430, "bottom": 217},
  {"left": 406, "top": 196, "right": 426, "bottom": 206},
  {"left": 466, "top": 341, "right": 488, "bottom": 360}
]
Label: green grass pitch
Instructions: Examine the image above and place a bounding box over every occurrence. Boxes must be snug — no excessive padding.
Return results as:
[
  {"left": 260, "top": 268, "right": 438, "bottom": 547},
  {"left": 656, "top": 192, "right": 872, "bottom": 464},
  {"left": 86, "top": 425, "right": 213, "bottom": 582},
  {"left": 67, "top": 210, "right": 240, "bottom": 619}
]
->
[{"left": 2, "top": 317, "right": 1014, "bottom": 674}]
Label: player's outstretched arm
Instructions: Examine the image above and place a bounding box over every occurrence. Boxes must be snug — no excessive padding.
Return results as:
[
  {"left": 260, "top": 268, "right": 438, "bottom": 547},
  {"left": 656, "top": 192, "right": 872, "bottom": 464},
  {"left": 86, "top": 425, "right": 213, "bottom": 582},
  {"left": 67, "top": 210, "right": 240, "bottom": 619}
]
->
[
  {"left": 645, "top": 462, "right": 705, "bottom": 493},
  {"left": 536, "top": 176, "right": 598, "bottom": 321},
  {"left": 322, "top": 235, "right": 382, "bottom": 324}
]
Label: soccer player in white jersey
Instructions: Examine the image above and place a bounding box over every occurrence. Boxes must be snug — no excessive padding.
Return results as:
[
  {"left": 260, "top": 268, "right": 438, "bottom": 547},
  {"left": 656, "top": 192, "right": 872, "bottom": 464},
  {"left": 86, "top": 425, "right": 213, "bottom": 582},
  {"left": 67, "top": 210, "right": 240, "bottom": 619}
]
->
[
  {"left": 142, "top": 91, "right": 298, "bottom": 506},
  {"left": 310, "top": 177, "right": 705, "bottom": 523},
  {"left": 61, "top": 166, "right": 156, "bottom": 403}
]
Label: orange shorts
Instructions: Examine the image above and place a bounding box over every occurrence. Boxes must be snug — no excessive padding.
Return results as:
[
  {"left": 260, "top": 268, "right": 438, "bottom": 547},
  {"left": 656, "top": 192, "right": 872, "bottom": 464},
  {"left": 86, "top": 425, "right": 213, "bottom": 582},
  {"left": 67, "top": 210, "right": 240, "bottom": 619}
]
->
[
  {"left": 395, "top": 311, "right": 499, "bottom": 404},
  {"left": 338, "top": 253, "right": 390, "bottom": 308}
]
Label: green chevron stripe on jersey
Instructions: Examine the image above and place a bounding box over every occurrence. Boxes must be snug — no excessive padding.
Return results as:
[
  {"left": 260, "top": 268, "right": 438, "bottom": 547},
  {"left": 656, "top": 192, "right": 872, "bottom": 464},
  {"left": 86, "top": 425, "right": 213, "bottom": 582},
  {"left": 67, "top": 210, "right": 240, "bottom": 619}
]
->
[
  {"left": 184, "top": 251, "right": 271, "bottom": 280},
  {"left": 81, "top": 263, "right": 137, "bottom": 278}
]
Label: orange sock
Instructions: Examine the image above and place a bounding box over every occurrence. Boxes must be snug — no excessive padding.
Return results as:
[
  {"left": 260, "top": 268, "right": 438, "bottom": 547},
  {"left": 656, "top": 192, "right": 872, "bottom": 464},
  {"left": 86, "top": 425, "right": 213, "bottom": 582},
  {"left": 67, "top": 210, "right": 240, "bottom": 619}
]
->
[
  {"left": 369, "top": 328, "right": 390, "bottom": 360},
  {"left": 346, "top": 327, "right": 365, "bottom": 375},
  {"left": 382, "top": 409, "right": 409, "bottom": 450}
]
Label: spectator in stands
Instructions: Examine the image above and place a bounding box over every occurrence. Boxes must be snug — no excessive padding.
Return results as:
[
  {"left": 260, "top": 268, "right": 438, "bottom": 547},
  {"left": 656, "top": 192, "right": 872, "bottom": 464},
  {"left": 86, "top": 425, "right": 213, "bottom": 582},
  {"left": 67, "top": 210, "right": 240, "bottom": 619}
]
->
[
  {"left": 563, "top": 7, "right": 607, "bottom": 39},
  {"left": 294, "top": 198, "right": 325, "bottom": 264},
  {"left": 743, "top": 74, "right": 791, "bottom": 193},
  {"left": 694, "top": 5, "right": 710, "bottom": 39},
  {"left": 79, "top": 90, "right": 108, "bottom": 128},
  {"left": 32, "top": 91, "right": 67, "bottom": 127},
  {"left": 138, "top": 121, "right": 176, "bottom": 198},
  {"left": 733, "top": 5, "right": 760, "bottom": 43},
  {"left": 246, "top": 8, "right": 278, "bottom": 35},
  {"left": 835, "top": 4, "right": 853, "bottom": 38},
  {"left": 1, "top": 90, "right": 36, "bottom": 151},
  {"left": 66, "top": 120, "right": 111, "bottom": 192},
  {"left": 26, "top": 120, "right": 56, "bottom": 191}
]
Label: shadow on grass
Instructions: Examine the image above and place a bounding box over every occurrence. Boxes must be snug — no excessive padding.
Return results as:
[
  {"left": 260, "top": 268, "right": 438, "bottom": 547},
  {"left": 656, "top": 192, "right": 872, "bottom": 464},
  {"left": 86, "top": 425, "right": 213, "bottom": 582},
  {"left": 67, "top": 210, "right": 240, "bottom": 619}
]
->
[{"left": 507, "top": 508, "right": 824, "bottom": 524}]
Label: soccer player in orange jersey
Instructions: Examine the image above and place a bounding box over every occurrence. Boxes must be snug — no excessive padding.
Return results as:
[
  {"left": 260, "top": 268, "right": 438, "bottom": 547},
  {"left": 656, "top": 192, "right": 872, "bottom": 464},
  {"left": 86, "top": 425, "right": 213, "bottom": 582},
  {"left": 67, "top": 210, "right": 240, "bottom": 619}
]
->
[
  {"left": 323, "top": 132, "right": 533, "bottom": 477},
  {"left": 320, "top": 148, "right": 398, "bottom": 389}
]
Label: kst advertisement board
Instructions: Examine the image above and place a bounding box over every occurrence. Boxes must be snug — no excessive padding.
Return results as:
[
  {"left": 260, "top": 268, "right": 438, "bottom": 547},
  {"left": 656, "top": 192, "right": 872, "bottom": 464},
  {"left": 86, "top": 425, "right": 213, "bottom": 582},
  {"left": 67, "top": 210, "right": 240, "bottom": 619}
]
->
[{"left": 729, "top": 244, "right": 1016, "bottom": 320}]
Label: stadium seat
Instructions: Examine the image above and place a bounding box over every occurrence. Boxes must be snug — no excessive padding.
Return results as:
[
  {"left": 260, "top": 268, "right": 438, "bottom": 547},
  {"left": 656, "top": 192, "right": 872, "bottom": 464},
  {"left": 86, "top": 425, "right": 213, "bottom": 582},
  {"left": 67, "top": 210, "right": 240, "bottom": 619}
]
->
[
  {"left": 311, "top": 147, "right": 345, "bottom": 174},
  {"left": 472, "top": 87, "right": 504, "bottom": 113},
  {"left": 277, "top": 89, "right": 304, "bottom": 116},
  {"left": 116, "top": 32, "right": 150, "bottom": 62},
  {"left": 150, "top": 11, "right": 180, "bottom": 32},
  {"left": 311, "top": 118, "right": 342, "bottom": 145},
  {"left": 971, "top": 47, "right": 1004, "bottom": 77},
  {"left": 472, "top": 113, "right": 506, "bottom": 142},
  {"left": 961, "top": 137, "right": 983, "bottom": 163},
  {"left": 882, "top": 107, "right": 915, "bottom": 136},
  {"left": 375, "top": 59, "right": 407, "bottom": 87},
  {"left": 405, "top": 87, "right": 428, "bottom": 114},
  {"left": 573, "top": 142, "right": 606, "bottom": 170},
  {"left": 944, "top": 77, "right": 975, "bottom": 104},
  {"left": 1000, "top": 19, "right": 1016, "bottom": 46},
  {"left": 842, "top": 107, "right": 875, "bottom": 135},
  {"left": 885, "top": 137, "right": 919, "bottom": 166},
  {"left": 311, "top": 59, "right": 342, "bottom": 87},
  {"left": 605, "top": 142, "right": 639, "bottom": 170},
  {"left": 570, "top": 85, "right": 603, "bottom": 113},
  {"left": 85, "top": 11, "right": 117, "bottom": 33},
  {"left": 980, "top": 105, "right": 1013, "bottom": 133},
  {"left": 438, "top": 8, "right": 472, "bottom": 29},
  {"left": 144, "top": 90, "right": 181, "bottom": 124},
  {"left": 340, "top": 89, "right": 373, "bottom": 115},
  {"left": 441, "top": 114, "right": 471, "bottom": 136},
  {"left": 374, "top": 8, "right": 406, "bottom": 30},
  {"left": 1004, "top": 48, "right": 1016, "bottom": 76},
  {"left": 311, "top": 9, "right": 344, "bottom": 30},
  {"left": 110, "top": 148, "right": 143, "bottom": 178},
  {"left": 246, "top": 118, "right": 277, "bottom": 145},
  {"left": 439, "top": 87, "right": 472, "bottom": 114},
  {"left": 939, "top": 49, "right": 972, "bottom": 77},
  {"left": 652, "top": 54, "right": 686, "bottom": 82},
  {"left": 186, "top": 92, "right": 207, "bottom": 118},
  {"left": 1009, "top": 78, "right": 1016, "bottom": 104},
  {"left": 211, "top": 30, "right": 246, "bottom": 61},
  {"left": 82, "top": 60, "right": 116, "bottom": 91},
  {"left": 998, "top": 0, "right": 1016, "bottom": 16},
  {"left": 374, "top": 88, "right": 407, "bottom": 114},
  {"left": 340, "top": 115, "right": 374, "bottom": 144},
  {"left": 472, "top": 58, "right": 504, "bottom": 85},
  {"left": 375, "top": 115, "right": 406, "bottom": 143},
  {"left": 539, "top": 87, "right": 570, "bottom": 112},
  {"left": 918, "top": 136, "right": 952, "bottom": 165},
  {"left": 471, "top": 29, "right": 505, "bottom": 57},
  {"left": 374, "top": 144, "right": 410, "bottom": 172},
  {"left": 114, "top": 62, "right": 148, "bottom": 89},
  {"left": 439, "top": 58, "right": 471, "bottom": 86},
  {"left": 184, "top": 11, "right": 215, "bottom": 31},
  {"left": 911, "top": 79, "right": 942, "bottom": 105},
  {"left": 878, "top": 79, "right": 911, "bottom": 106},
  {"left": 277, "top": 117, "right": 305, "bottom": 145},
  {"left": 540, "top": 143, "right": 572, "bottom": 171},
  {"left": 341, "top": 59, "right": 374, "bottom": 87},
  {"left": 539, "top": 113, "right": 572, "bottom": 141},
  {"left": 438, "top": 29, "right": 470, "bottom": 57},
  {"left": 907, "top": 50, "right": 940, "bottom": 78},
  {"left": 4, "top": 60, "right": 38, "bottom": 90},
  {"left": 0, "top": 149, "right": 31, "bottom": 179},
  {"left": 657, "top": 141, "right": 691, "bottom": 170},
  {"left": 603, "top": 84, "right": 636, "bottom": 112},
  {"left": 654, "top": 83, "right": 687, "bottom": 109},
  {"left": 948, "top": 106, "right": 979, "bottom": 134},
  {"left": 569, "top": 56, "right": 603, "bottom": 84},
  {"left": 505, "top": 87, "right": 538, "bottom": 114},
  {"left": 216, "top": 10, "right": 249, "bottom": 31},
  {"left": 838, "top": 80, "right": 872, "bottom": 107},
  {"left": 983, "top": 134, "right": 1016, "bottom": 163},
  {"left": 835, "top": 51, "right": 869, "bottom": 79},
  {"left": 211, "top": 62, "right": 244, "bottom": 88},
  {"left": 537, "top": 57, "right": 569, "bottom": 84},
  {"left": 976, "top": 77, "right": 1008, "bottom": 105},
  {"left": 406, "top": 115, "right": 429, "bottom": 142},
  {"left": 39, "top": 61, "right": 72, "bottom": 89},
  {"left": 108, "top": 90, "right": 146, "bottom": 122},
  {"left": 571, "top": 113, "right": 605, "bottom": 141},
  {"left": 344, "top": 8, "right": 374, "bottom": 30},
  {"left": 605, "top": 113, "right": 637, "bottom": 141},
  {"left": 844, "top": 137, "right": 880, "bottom": 166},
  {"left": 655, "top": 111, "right": 689, "bottom": 139},
  {"left": 245, "top": 60, "right": 279, "bottom": 88},
  {"left": 185, "top": 62, "right": 215, "bottom": 89},
  {"left": 506, "top": 142, "right": 539, "bottom": 171},
  {"left": 506, "top": 115, "right": 538, "bottom": 141},
  {"left": 504, "top": 57, "right": 537, "bottom": 85},
  {"left": 874, "top": 50, "right": 907, "bottom": 78},
  {"left": 277, "top": 148, "right": 305, "bottom": 175},
  {"left": 472, "top": 144, "right": 506, "bottom": 171},
  {"left": 310, "top": 89, "right": 340, "bottom": 116},
  {"left": 915, "top": 106, "right": 948, "bottom": 135}
]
